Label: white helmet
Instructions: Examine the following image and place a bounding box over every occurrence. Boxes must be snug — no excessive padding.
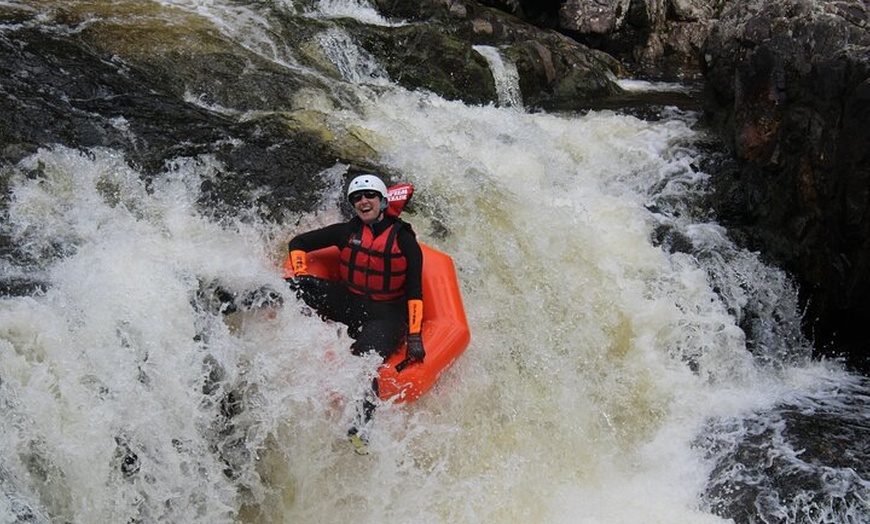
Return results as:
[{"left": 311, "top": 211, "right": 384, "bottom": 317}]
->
[{"left": 347, "top": 174, "right": 388, "bottom": 209}]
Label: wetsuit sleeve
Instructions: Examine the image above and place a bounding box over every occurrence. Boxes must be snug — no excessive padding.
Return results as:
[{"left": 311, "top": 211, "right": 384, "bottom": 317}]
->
[
  {"left": 288, "top": 222, "right": 353, "bottom": 253},
  {"left": 396, "top": 226, "right": 423, "bottom": 301}
]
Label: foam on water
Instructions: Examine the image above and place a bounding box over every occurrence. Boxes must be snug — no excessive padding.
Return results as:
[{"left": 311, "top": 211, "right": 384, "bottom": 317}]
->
[
  {"left": 0, "top": 1, "right": 865, "bottom": 523},
  {"left": 0, "top": 101, "right": 833, "bottom": 524},
  {"left": 308, "top": 0, "right": 400, "bottom": 26}
]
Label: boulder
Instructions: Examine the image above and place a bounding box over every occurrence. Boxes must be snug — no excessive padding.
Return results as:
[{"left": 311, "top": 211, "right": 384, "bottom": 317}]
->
[
  {"left": 701, "top": 0, "right": 870, "bottom": 370},
  {"left": 480, "top": 0, "right": 721, "bottom": 78},
  {"left": 370, "top": 0, "right": 623, "bottom": 110},
  {"left": 0, "top": 6, "right": 368, "bottom": 220},
  {"left": 558, "top": 0, "right": 632, "bottom": 36}
]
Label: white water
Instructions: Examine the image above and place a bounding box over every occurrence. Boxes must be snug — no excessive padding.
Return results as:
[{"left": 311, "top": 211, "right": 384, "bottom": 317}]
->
[
  {"left": 616, "top": 79, "right": 698, "bottom": 93},
  {"left": 310, "top": 0, "right": 396, "bottom": 26},
  {"left": 1, "top": 1, "right": 865, "bottom": 523},
  {"left": 473, "top": 45, "right": 524, "bottom": 108},
  {"left": 316, "top": 26, "right": 391, "bottom": 85}
]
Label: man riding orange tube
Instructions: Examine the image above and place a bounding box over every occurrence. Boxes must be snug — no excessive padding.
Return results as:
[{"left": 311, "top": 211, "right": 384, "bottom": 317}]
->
[{"left": 286, "top": 173, "right": 425, "bottom": 452}]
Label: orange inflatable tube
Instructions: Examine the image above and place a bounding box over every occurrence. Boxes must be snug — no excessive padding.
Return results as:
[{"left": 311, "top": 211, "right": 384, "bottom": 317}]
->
[{"left": 284, "top": 243, "right": 470, "bottom": 402}]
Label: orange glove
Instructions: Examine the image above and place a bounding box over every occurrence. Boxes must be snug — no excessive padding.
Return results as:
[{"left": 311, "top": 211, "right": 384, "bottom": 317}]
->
[
  {"left": 406, "top": 299, "right": 425, "bottom": 362},
  {"left": 289, "top": 250, "right": 309, "bottom": 276},
  {"left": 408, "top": 299, "right": 423, "bottom": 335}
]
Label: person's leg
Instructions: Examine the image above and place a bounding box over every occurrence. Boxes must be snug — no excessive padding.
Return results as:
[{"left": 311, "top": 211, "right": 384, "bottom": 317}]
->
[
  {"left": 350, "top": 319, "right": 406, "bottom": 359},
  {"left": 293, "top": 288, "right": 407, "bottom": 449},
  {"left": 292, "top": 278, "right": 359, "bottom": 326},
  {"left": 347, "top": 376, "right": 380, "bottom": 454},
  {"left": 350, "top": 300, "right": 407, "bottom": 358},
  {"left": 346, "top": 300, "right": 408, "bottom": 447}
]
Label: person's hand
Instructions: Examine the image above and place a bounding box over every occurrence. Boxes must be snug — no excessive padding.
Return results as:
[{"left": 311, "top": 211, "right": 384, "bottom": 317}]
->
[{"left": 406, "top": 333, "right": 425, "bottom": 362}]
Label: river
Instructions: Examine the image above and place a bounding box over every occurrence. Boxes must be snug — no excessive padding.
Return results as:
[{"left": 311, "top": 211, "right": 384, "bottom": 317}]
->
[{"left": 0, "top": 1, "right": 867, "bottom": 523}]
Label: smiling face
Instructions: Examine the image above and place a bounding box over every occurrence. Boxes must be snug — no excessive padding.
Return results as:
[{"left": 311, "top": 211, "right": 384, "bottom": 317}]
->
[{"left": 349, "top": 190, "right": 383, "bottom": 224}]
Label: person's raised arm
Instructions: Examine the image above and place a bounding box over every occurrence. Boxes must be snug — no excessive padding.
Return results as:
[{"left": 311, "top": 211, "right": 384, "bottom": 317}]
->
[{"left": 287, "top": 223, "right": 351, "bottom": 276}]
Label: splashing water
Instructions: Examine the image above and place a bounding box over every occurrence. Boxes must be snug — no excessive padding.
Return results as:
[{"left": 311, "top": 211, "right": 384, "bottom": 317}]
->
[
  {"left": 0, "top": 1, "right": 866, "bottom": 523},
  {"left": 315, "top": 26, "right": 390, "bottom": 85},
  {"left": 309, "top": 0, "right": 398, "bottom": 26},
  {"left": 473, "top": 45, "right": 523, "bottom": 108}
]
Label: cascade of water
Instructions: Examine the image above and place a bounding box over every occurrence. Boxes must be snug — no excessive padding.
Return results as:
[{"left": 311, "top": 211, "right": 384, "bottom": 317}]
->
[
  {"left": 315, "top": 26, "right": 390, "bottom": 85},
  {"left": 311, "top": 0, "right": 396, "bottom": 26},
  {"left": 0, "top": 1, "right": 866, "bottom": 523},
  {"left": 155, "top": 0, "right": 302, "bottom": 69},
  {"left": 473, "top": 45, "right": 524, "bottom": 108}
]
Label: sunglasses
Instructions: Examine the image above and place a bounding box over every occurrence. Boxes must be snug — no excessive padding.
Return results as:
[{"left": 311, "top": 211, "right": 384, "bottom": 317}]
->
[{"left": 349, "top": 190, "right": 381, "bottom": 203}]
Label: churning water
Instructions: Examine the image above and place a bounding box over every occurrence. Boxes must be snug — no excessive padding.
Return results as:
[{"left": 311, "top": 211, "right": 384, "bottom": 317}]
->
[{"left": 0, "top": 1, "right": 867, "bottom": 523}]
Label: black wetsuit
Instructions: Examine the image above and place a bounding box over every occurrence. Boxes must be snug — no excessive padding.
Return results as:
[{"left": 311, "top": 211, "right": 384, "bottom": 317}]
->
[{"left": 287, "top": 215, "right": 423, "bottom": 358}]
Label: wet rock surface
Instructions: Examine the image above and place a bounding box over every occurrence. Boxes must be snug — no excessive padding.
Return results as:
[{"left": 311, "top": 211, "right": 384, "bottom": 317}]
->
[
  {"left": 698, "top": 376, "right": 870, "bottom": 523},
  {"left": 0, "top": 24, "right": 335, "bottom": 219},
  {"left": 700, "top": 0, "right": 870, "bottom": 372}
]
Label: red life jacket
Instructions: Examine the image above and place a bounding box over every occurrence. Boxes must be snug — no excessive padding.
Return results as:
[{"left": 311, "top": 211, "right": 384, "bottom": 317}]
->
[{"left": 340, "top": 221, "right": 407, "bottom": 301}]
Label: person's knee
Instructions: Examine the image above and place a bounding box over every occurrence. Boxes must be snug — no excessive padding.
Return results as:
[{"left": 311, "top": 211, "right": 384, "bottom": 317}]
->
[
  {"left": 355, "top": 320, "right": 404, "bottom": 354},
  {"left": 287, "top": 276, "right": 330, "bottom": 310}
]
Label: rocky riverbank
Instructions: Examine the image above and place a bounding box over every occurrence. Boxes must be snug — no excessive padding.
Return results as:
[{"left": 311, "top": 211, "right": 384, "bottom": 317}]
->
[{"left": 701, "top": 0, "right": 870, "bottom": 373}]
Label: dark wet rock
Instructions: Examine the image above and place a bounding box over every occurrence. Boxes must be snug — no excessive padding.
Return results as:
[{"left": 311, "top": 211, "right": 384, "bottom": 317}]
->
[
  {"left": 0, "top": 9, "right": 365, "bottom": 220},
  {"left": 479, "top": 0, "right": 722, "bottom": 79},
  {"left": 371, "top": 0, "right": 623, "bottom": 109},
  {"left": 351, "top": 22, "right": 497, "bottom": 105},
  {"left": 478, "top": 0, "right": 523, "bottom": 16},
  {"left": 698, "top": 379, "right": 870, "bottom": 523},
  {"left": 501, "top": 33, "right": 622, "bottom": 110},
  {"left": 701, "top": 0, "right": 870, "bottom": 372},
  {"left": 558, "top": 0, "right": 632, "bottom": 37}
]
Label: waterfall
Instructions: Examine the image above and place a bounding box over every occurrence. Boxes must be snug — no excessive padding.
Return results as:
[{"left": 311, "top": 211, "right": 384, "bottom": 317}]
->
[
  {"left": 315, "top": 27, "right": 390, "bottom": 85},
  {"left": 0, "top": 1, "right": 867, "bottom": 523},
  {"left": 473, "top": 45, "right": 524, "bottom": 108},
  {"left": 312, "top": 0, "right": 395, "bottom": 26}
]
